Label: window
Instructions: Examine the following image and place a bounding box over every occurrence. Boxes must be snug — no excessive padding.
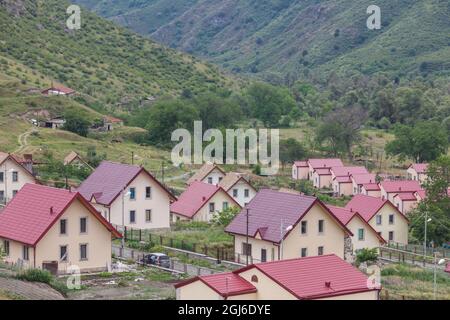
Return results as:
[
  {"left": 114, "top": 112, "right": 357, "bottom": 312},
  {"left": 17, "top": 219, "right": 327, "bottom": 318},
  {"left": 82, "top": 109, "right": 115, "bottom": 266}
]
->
[
  {"left": 3, "top": 240, "right": 9, "bottom": 256},
  {"left": 301, "top": 248, "right": 308, "bottom": 258},
  {"left": 318, "top": 246, "right": 324, "bottom": 256},
  {"left": 12, "top": 171, "right": 18, "bottom": 182},
  {"left": 0, "top": 172, "right": 3, "bottom": 182},
  {"left": 233, "top": 189, "right": 238, "bottom": 197},
  {"left": 80, "top": 244, "right": 88, "bottom": 261},
  {"left": 358, "top": 229, "right": 365, "bottom": 241},
  {"left": 208, "top": 177, "right": 213, "bottom": 184},
  {"left": 60, "top": 246, "right": 68, "bottom": 262},
  {"left": 389, "top": 231, "right": 394, "bottom": 241},
  {"left": 242, "top": 243, "right": 252, "bottom": 256},
  {"left": 129, "top": 187, "right": 136, "bottom": 200},
  {"left": 318, "top": 220, "right": 325, "bottom": 234},
  {"left": 80, "top": 217, "right": 87, "bottom": 234},
  {"left": 222, "top": 202, "right": 229, "bottom": 211},
  {"left": 145, "top": 210, "right": 152, "bottom": 223},
  {"left": 12, "top": 190, "right": 18, "bottom": 197},
  {"left": 389, "top": 214, "right": 395, "bottom": 225},
  {"left": 22, "top": 246, "right": 29, "bottom": 261},
  {"left": 376, "top": 215, "right": 382, "bottom": 225},
  {"left": 60, "top": 219, "right": 67, "bottom": 235},
  {"left": 251, "top": 275, "right": 259, "bottom": 283},
  {"left": 301, "top": 221, "right": 308, "bottom": 235},
  {"left": 145, "top": 187, "right": 152, "bottom": 199},
  {"left": 218, "top": 177, "right": 223, "bottom": 182},
  {"left": 129, "top": 210, "right": 136, "bottom": 224},
  {"left": 0, "top": 191, "right": 4, "bottom": 201},
  {"left": 244, "top": 189, "right": 250, "bottom": 198},
  {"left": 209, "top": 203, "right": 215, "bottom": 213},
  {"left": 261, "top": 249, "right": 267, "bottom": 263}
]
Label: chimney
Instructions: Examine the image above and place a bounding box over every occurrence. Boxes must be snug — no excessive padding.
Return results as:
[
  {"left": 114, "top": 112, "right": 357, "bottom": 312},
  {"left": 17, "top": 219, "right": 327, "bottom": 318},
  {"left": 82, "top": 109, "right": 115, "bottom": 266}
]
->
[
  {"left": 23, "top": 154, "right": 33, "bottom": 163},
  {"left": 202, "top": 196, "right": 206, "bottom": 201},
  {"left": 325, "top": 281, "right": 332, "bottom": 288},
  {"left": 50, "top": 206, "right": 54, "bottom": 215},
  {"left": 399, "top": 187, "right": 402, "bottom": 191}
]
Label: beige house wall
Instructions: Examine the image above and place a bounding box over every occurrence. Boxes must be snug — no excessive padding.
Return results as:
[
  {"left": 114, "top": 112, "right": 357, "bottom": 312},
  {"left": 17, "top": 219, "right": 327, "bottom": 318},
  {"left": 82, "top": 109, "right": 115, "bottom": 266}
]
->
[
  {"left": 176, "top": 280, "right": 223, "bottom": 300},
  {"left": 346, "top": 216, "right": 383, "bottom": 253},
  {"left": 313, "top": 172, "right": 332, "bottom": 189},
  {"left": 393, "top": 198, "right": 417, "bottom": 215},
  {"left": 0, "top": 158, "right": 35, "bottom": 202},
  {"left": 361, "top": 188, "right": 381, "bottom": 198},
  {"left": 368, "top": 204, "right": 409, "bottom": 244},
  {"left": 232, "top": 203, "right": 346, "bottom": 263},
  {"left": 201, "top": 169, "right": 226, "bottom": 186},
  {"left": 1, "top": 239, "right": 35, "bottom": 269},
  {"left": 1, "top": 199, "right": 113, "bottom": 273},
  {"left": 292, "top": 165, "right": 309, "bottom": 180},
  {"left": 101, "top": 171, "right": 171, "bottom": 230},
  {"left": 333, "top": 181, "right": 353, "bottom": 196},
  {"left": 228, "top": 180, "right": 256, "bottom": 207}
]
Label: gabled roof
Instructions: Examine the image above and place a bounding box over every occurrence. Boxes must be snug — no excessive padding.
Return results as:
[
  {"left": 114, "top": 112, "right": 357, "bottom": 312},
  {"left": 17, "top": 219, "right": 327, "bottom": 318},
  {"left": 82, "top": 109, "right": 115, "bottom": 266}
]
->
[
  {"left": 314, "top": 168, "right": 331, "bottom": 176},
  {"left": 308, "top": 158, "right": 344, "bottom": 169},
  {"left": 345, "top": 195, "right": 408, "bottom": 223},
  {"left": 331, "top": 166, "right": 369, "bottom": 177},
  {"left": 235, "top": 254, "right": 380, "bottom": 299},
  {"left": 225, "top": 189, "right": 352, "bottom": 244},
  {"left": 170, "top": 181, "right": 240, "bottom": 219},
  {"left": 218, "top": 172, "right": 255, "bottom": 192},
  {"left": 174, "top": 272, "right": 257, "bottom": 297},
  {"left": 104, "top": 115, "right": 123, "bottom": 124},
  {"left": 380, "top": 180, "right": 422, "bottom": 194},
  {"left": 351, "top": 173, "right": 377, "bottom": 185},
  {"left": 63, "top": 151, "right": 92, "bottom": 169},
  {"left": 408, "top": 163, "right": 428, "bottom": 174},
  {"left": 42, "top": 84, "right": 75, "bottom": 94},
  {"left": 363, "top": 183, "right": 381, "bottom": 191},
  {"left": 334, "top": 176, "right": 352, "bottom": 183},
  {"left": 415, "top": 189, "right": 427, "bottom": 200},
  {"left": 326, "top": 205, "right": 386, "bottom": 244},
  {"left": 0, "top": 184, "right": 121, "bottom": 246},
  {"left": 294, "top": 161, "right": 308, "bottom": 167},
  {"left": 187, "top": 163, "right": 226, "bottom": 185},
  {"left": 0, "top": 152, "right": 36, "bottom": 178},
  {"left": 77, "top": 161, "right": 176, "bottom": 206},
  {"left": 394, "top": 192, "right": 418, "bottom": 202}
]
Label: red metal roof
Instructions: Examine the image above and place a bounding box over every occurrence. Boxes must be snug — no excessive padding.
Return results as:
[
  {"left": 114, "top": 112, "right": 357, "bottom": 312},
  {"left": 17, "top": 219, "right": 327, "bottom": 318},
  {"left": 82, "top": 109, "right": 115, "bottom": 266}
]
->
[
  {"left": 363, "top": 183, "right": 381, "bottom": 191},
  {"left": 380, "top": 180, "right": 422, "bottom": 193},
  {"left": 394, "top": 192, "right": 417, "bottom": 201},
  {"left": 175, "top": 272, "right": 257, "bottom": 297},
  {"left": 77, "top": 161, "right": 175, "bottom": 206},
  {"left": 334, "top": 176, "right": 352, "bottom": 183},
  {"left": 351, "top": 173, "right": 377, "bottom": 185},
  {"left": 225, "top": 189, "right": 352, "bottom": 243},
  {"left": 331, "top": 166, "right": 368, "bottom": 177},
  {"left": 170, "top": 181, "right": 239, "bottom": 218},
  {"left": 0, "top": 184, "right": 121, "bottom": 246},
  {"left": 308, "top": 158, "right": 344, "bottom": 169},
  {"left": 315, "top": 168, "right": 331, "bottom": 176},
  {"left": 345, "top": 195, "right": 408, "bottom": 223},
  {"left": 42, "top": 85, "right": 75, "bottom": 94},
  {"left": 409, "top": 163, "right": 428, "bottom": 174},
  {"left": 294, "top": 161, "right": 308, "bottom": 167},
  {"left": 236, "top": 254, "right": 380, "bottom": 299}
]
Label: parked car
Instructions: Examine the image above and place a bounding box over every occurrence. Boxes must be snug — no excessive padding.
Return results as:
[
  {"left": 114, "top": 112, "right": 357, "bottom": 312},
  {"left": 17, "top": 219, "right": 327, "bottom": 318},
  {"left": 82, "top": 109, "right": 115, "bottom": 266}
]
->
[
  {"left": 443, "top": 242, "right": 450, "bottom": 249},
  {"left": 141, "top": 253, "right": 171, "bottom": 268}
]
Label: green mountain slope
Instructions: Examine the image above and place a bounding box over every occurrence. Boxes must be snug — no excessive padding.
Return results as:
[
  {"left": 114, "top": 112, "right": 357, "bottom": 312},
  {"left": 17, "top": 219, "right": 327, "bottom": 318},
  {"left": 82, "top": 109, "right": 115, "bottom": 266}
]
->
[
  {"left": 0, "top": 0, "right": 238, "bottom": 110},
  {"left": 75, "top": 0, "right": 450, "bottom": 79}
]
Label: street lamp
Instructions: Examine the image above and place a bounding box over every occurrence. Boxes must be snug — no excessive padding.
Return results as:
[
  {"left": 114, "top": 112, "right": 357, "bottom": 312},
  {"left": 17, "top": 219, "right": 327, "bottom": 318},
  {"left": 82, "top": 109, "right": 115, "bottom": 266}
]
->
[
  {"left": 280, "top": 220, "right": 293, "bottom": 260},
  {"left": 433, "top": 253, "right": 446, "bottom": 300},
  {"left": 4, "top": 167, "right": 15, "bottom": 204},
  {"left": 424, "top": 212, "right": 432, "bottom": 260},
  {"left": 121, "top": 189, "right": 131, "bottom": 249}
]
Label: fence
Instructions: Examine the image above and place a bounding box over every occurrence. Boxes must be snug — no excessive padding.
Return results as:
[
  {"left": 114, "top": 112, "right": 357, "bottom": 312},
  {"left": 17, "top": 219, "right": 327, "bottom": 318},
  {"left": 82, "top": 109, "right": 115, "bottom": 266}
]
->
[
  {"left": 112, "top": 245, "right": 218, "bottom": 277},
  {"left": 386, "top": 241, "right": 449, "bottom": 259},
  {"left": 379, "top": 246, "right": 448, "bottom": 269}
]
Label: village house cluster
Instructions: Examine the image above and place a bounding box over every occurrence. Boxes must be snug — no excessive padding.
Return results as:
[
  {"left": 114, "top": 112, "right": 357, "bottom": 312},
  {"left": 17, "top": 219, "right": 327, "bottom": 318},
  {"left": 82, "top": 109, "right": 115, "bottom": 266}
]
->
[{"left": 0, "top": 150, "right": 442, "bottom": 300}]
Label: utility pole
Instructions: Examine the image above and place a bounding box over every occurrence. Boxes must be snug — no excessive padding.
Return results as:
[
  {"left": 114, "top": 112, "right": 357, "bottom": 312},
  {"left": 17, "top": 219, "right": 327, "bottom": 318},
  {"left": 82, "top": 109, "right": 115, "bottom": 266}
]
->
[
  {"left": 162, "top": 160, "right": 165, "bottom": 184},
  {"left": 424, "top": 211, "right": 429, "bottom": 261},
  {"left": 121, "top": 187, "right": 126, "bottom": 249},
  {"left": 280, "top": 219, "right": 284, "bottom": 261},
  {"left": 131, "top": 152, "right": 134, "bottom": 165},
  {"left": 246, "top": 209, "right": 249, "bottom": 266}
]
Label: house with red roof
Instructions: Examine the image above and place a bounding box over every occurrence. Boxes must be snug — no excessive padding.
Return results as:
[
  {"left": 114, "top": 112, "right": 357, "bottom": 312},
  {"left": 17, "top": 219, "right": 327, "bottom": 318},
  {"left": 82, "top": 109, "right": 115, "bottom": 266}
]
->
[
  {"left": 327, "top": 205, "right": 386, "bottom": 256},
  {"left": 218, "top": 172, "right": 256, "bottom": 207},
  {"left": 307, "top": 158, "right": 344, "bottom": 189},
  {"left": 379, "top": 180, "right": 422, "bottom": 203},
  {"left": 292, "top": 161, "right": 309, "bottom": 180},
  {"left": 41, "top": 84, "right": 75, "bottom": 96},
  {"left": 345, "top": 195, "right": 409, "bottom": 244},
  {"left": 77, "top": 161, "right": 176, "bottom": 230},
  {"left": 187, "top": 163, "right": 226, "bottom": 186},
  {"left": 392, "top": 192, "right": 419, "bottom": 215},
  {"left": 407, "top": 163, "right": 428, "bottom": 184},
  {"left": 0, "top": 151, "right": 37, "bottom": 204},
  {"left": 170, "top": 181, "right": 241, "bottom": 223},
  {"left": 361, "top": 183, "right": 381, "bottom": 198},
  {"left": 351, "top": 173, "right": 377, "bottom": 195},
  {"left": 330, "top": 166, "right": 369, "bottom": 196},
  {"left": 175, "top": 254, "right": 380, "bottom": 300},
  {"left": 0, "top": 184, "right": 121, "bottom": 273},
  {"left": 225, "top": 189, "right": 352, "bottom": 264}
]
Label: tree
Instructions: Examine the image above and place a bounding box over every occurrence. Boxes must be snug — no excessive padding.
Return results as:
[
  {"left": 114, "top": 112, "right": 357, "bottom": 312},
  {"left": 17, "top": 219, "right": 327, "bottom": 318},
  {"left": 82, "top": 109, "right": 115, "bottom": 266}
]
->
[
  {"left": 410, "top": 156, "right": 450, "bottom": 246},
  {"left": 280, "top": 138, "right": 308, "bottom": 168},
  {"left": 211, "top": 206, "right": 241, "bottom": 227},
  {"left": 386, "top": 121, "right": 448, "bottom": 162},
  {"left": 192, "top": 93, "right": 242, "bottom": 130},
  {"left": 64, "top": 111, "right": 90, "bottom": 137}
]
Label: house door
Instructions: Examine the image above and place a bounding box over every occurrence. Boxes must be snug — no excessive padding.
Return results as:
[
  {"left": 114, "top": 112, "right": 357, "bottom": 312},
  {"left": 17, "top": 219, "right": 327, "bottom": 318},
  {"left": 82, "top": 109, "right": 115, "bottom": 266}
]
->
[
  {"left": 261, "top": 249, "right": 267, "bottom": 263},
  {"left": 42, "top": 261, "right": 58, "bottom": 275}
]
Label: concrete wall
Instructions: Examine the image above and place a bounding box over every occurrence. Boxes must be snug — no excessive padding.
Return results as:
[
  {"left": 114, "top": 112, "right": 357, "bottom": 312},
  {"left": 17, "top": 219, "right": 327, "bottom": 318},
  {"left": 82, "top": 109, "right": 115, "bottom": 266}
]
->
[
  {"left": 368, "top": 204, "right": 409, "bottom": 244},
  {"left": 0, "top": 158, "right": 35, "bottom": 203}
]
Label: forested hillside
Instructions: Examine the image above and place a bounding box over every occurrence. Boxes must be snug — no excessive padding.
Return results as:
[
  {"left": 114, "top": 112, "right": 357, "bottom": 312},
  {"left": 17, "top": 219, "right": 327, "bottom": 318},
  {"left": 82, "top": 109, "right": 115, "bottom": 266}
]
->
[{"left": 74, "top": 0, "right": 450, "bottom": 81}]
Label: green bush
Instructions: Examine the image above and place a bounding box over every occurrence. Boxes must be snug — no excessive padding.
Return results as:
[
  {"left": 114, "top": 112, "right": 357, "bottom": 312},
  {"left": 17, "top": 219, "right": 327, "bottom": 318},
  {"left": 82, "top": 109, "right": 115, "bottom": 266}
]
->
[
  {"left": 356, "top": 248, "right": 378, "bottom": 265},
  {"left": 16, "top": 269, "right": 52, "bottom": 284}
]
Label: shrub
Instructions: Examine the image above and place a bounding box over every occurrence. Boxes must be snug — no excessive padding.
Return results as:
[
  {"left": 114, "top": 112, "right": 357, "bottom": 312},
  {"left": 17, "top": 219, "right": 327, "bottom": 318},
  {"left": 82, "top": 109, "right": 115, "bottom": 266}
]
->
[
  {"left": 356, "top": 248, "right": 378, "bottom": 265},
  {"left": 16, "top": 269, "right": 52, "bottom": 284}
]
